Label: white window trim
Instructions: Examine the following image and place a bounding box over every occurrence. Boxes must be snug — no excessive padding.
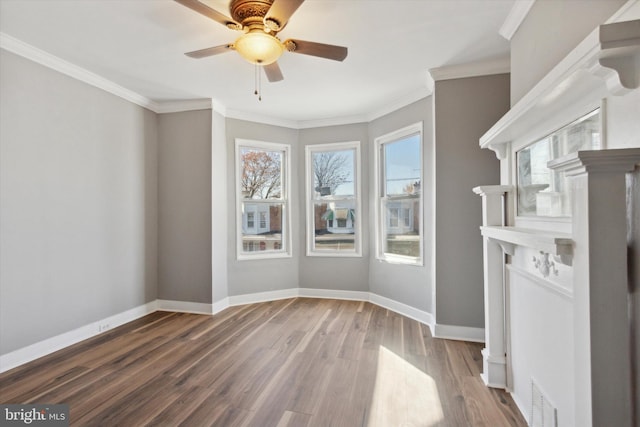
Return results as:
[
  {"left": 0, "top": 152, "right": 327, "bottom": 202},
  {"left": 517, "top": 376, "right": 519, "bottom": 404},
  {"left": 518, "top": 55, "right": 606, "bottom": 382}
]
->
[
  {"left": 374, "top": 122, "right": 424, "bottom": 266},
  {"left": 235, "top": 138, "right": 292, "bottom": 260},
  {"left": 305, "top": 141, "right": 362, "bottom": 257}
]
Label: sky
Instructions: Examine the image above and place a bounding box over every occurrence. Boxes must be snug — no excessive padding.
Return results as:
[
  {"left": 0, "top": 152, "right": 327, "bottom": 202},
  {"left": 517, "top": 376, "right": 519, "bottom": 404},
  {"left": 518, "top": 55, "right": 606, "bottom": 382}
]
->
[
  {"left": 384, "top": 133, "right": 421, "bottom": 195},
  {"left": 316, "top": 134, "right": 422, "bottom": 197}
]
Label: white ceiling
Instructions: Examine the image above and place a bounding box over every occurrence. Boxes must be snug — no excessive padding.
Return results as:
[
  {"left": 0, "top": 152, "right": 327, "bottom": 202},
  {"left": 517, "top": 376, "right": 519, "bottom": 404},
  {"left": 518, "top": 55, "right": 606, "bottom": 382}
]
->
[{"left": 0, "top": 0, "right": 515, "bottom": 125}]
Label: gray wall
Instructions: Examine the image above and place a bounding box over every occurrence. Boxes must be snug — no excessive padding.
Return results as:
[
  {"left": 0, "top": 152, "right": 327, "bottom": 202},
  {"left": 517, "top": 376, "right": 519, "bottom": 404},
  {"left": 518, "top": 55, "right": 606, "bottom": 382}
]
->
[
  {"left": 211, "top": 110, "right": 229, "bottom": 303},
  {"left": 1, "top": 41, "right": 508, "bottom": 358},
  {"left": 157, "top": 110, "right": 212, "bottom": 304},
  {"left": 225, "top": 119, "right": 300, "bottom": 296},
  {"left": 0, "top": 50, "right": 158, "bottom": 354},
  {"left": 368, "top": 98, "right": 433, "bottom": 313},
  {"left": 298, "top": 123, "right": 370, "bottom": 292},
  {"left": 510, "top": 0, "right": 625, "bottom": 105},
  {"left": 433, "top": 74, "right": 509, "bottom": 328}
]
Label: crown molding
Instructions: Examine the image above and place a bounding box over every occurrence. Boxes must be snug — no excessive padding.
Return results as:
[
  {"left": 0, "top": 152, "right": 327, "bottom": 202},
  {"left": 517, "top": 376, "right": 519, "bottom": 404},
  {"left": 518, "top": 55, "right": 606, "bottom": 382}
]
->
[
  {"left": 365, "top": 86, "right": 432, "bottom": 122},
  {"left": 0, "top": 32, "right": 158, "bottom": 112},
  {"left": 480, "top": 16, "right": 640, "bottom": 159},
  {"left": 154, "top": 99, "right": 213, "bottom": 114},
  {"left": 297, "top": 114, "right": 369, "bottom": 129},
  {"left": 429, "top": 57, "right": 510, "bottom": 82},
  {"left": 499, "top": 0, "right": 535, "bottom": 41},
  {"left": 256, "top": 86, "right": 433, "bottom": 129},
  {"left": 224, "top": 108, "right": 300, "bottom": 129},
  {"left": 211, "top": 99, "right": 227, "bottom": 117},
  {"left": 1, "top": 31, "right": 428, "bottom": 129},
  {"left": 607, "top": 0, "right": 640, "bottom": 23}
]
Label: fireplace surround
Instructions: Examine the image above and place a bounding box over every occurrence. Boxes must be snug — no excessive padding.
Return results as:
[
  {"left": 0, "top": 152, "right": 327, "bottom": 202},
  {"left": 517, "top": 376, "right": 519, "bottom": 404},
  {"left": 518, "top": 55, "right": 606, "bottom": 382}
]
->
[{"left": 476, "top": 13, "right": 640, "bottom": 427}]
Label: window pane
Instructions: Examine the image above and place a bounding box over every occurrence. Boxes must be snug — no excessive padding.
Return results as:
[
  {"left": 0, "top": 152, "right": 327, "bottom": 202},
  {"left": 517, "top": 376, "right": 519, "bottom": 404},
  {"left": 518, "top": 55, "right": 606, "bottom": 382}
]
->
[
  {"left": 306, "top": 143, "right": 360, "bottom": 256},
  {"left": 517, "top": 109, "right": 600, "bottom": 217},
  {"left": 312, "top": 202, "right": 356, "bottom": 252},
  {"left": 383, "top": 198, "right": 420, "bottom": 258},
  {"left": 384, "top": 134, "right": 421, "bottom": 196},
  {"left": 376, "top": 123, "right": 422, "bottom": 264},
  {"left": 241, "top": 202, "right": 283, "bottom": 252},
  {"left": 240, "top": 148, "right": 282, "bottom": 199},
  {"left": 237, "top": 140, "right": 290, "bottom": 260},
  {"left": 312, "top": 149, "right": 355, "bottom": 198}
]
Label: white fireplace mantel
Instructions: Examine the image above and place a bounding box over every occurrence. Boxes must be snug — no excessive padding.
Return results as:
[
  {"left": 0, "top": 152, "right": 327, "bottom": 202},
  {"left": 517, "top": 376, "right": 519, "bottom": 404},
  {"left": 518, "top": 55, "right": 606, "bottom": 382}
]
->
[
  {"left": 479, "top": 225, "right": 573, "bottom": 262},
  {"left": 480, "top": 18, "right": 640, "bottom": 159}
]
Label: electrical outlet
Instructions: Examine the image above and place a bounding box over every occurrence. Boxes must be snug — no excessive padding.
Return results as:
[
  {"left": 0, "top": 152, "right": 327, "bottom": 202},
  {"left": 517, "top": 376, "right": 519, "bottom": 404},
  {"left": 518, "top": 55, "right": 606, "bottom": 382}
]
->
[{"left": 98, "top": 323, "right": 110, "bottom": 333}]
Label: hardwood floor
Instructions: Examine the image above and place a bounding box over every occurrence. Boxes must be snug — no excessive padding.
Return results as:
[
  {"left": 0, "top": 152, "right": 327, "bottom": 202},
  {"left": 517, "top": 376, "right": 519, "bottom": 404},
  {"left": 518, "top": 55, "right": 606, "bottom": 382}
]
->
[{"left": 0, "top": 298, "right": 527, "bottom": 426}]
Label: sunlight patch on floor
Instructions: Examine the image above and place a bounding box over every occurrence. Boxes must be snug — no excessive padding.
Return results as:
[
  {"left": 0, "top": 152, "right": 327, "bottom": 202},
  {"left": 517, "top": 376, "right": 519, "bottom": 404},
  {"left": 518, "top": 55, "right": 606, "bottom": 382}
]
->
[{"left": 368, "top": 345, "right": 444, "bottom": 427}]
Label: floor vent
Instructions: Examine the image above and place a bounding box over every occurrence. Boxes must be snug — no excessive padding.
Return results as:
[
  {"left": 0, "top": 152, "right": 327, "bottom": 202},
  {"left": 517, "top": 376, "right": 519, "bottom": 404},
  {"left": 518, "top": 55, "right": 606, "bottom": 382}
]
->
[{"left": 530, "top": 379, "right": 557, "bottom": 427}]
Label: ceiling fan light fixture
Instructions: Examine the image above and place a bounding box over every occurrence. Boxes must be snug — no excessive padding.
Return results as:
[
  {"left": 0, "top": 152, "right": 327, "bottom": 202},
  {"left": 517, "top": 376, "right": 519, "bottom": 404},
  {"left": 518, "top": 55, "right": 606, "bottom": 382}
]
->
[{"left": 234, "top": 30, "right": 284, "bottom": 65}]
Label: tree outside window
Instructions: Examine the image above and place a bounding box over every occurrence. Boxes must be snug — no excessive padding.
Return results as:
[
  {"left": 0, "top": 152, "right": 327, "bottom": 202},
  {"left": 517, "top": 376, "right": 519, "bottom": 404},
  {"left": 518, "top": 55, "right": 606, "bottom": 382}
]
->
[
  {"left": 306, "top": 142, "right": 361, "bottom": 257},
  {"left": 236, "top": 140, "right": 290, "bottom": 259}
]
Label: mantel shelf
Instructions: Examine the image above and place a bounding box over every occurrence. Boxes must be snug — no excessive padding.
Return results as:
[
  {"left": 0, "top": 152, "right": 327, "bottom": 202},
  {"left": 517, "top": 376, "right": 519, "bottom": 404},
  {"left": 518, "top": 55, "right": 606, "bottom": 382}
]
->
[
  {"left": 480, "top": 226, "right": 573, "bottom": 258},
  {"left": 480, "top": 16, "right": 640, "bottom": 159}
]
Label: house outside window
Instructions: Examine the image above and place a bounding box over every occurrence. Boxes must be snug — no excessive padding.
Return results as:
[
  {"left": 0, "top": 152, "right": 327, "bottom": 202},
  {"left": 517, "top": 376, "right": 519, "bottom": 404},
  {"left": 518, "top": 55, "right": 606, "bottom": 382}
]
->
[
  {"left": 375, "top": 122, "right": 423, "bottom": 265},
  {"left": 305, "top": 141, "right": 361, "bottom": 256},
  {"left": 236, "top": 139, "right": 291, "bottom": 259}
]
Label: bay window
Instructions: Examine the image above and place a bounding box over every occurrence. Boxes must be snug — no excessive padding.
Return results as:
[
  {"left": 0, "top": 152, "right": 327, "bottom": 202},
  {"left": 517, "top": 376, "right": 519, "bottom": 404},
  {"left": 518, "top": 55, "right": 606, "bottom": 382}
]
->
[
  {"left": 305, "top": 141, "right": 361, "bottom": 256},
  {"left": 375, "top": 123, "right": 423, "bottom": 265},
  {"left": 236, "top": 139, "right": 291, "bottom": 260}
]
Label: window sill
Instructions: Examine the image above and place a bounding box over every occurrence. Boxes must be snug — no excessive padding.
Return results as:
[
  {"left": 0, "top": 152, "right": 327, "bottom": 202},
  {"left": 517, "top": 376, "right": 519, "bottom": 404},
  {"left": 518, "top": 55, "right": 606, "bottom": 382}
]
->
[
  {"left": 237, "top": 252, "right": 292, "bottom": 261},
  {"left": 307, "top": 251, "right": 362, "bottom": 258},
  {"left": 376, "top": 254, "right": 423, "bottom": 267}
]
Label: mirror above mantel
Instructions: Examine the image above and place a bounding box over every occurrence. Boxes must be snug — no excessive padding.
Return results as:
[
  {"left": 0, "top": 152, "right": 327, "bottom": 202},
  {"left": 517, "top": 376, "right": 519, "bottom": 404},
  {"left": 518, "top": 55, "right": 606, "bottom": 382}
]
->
[
  {"left": 516, "top": 108, "right": 602, "bottom": 217},
  {"left": 480, "top": 19, "right": 640, "bottom": 161}
]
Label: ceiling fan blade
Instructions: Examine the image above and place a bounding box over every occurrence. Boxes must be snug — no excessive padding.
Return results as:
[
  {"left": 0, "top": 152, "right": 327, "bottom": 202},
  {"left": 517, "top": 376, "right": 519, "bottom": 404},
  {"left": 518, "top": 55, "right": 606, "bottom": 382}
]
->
[
  {"left": 264, "top": 0, "right": 304, "bottom": 32},
  {"left": 185, "top": 44, "right": 233, "bottom": 58},
  {"left": 174, "top": 0, "right": 241, "bottom": 30},
  {"left": 284, "top": 39, "right": 348, "bottom": 62},
  {"left": 263, "top": 62, "right": 284, "bottom": 82}
]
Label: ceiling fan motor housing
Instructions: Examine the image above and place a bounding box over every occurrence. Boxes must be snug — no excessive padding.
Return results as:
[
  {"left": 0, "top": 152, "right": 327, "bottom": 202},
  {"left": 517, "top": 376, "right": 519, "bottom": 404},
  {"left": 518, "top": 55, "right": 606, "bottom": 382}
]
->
[{"left": 229, "top": 0, "right": 276, "bottom": 30}]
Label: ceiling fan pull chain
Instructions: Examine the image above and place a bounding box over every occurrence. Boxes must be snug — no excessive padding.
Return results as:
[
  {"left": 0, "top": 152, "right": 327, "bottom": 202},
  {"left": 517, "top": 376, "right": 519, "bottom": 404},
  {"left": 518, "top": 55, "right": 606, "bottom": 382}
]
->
[
  {"left": 254, "top": 62, "right": 258, "bottom": 97},
  {"left": 255, "top": 60, "right": 262, "bottom": 101},
  {"left": 259, "top": 64, "right": 262, "bottom": 101}
]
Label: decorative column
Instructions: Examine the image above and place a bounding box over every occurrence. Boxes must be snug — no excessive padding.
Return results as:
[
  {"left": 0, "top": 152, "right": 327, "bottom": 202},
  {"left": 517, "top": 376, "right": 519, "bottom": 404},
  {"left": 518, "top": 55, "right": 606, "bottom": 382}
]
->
[
  {"left": 473, "top": 185, "right": 512, "bottom": 388},
  {"left": 549, "top": 148, "right": 640, "bottom": 427}
]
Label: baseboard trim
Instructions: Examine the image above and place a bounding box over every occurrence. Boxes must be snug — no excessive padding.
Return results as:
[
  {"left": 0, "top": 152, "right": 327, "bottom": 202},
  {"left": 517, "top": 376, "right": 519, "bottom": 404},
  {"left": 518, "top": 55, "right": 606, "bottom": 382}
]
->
[
  {"left": 228, "top": 288, "right": 436, "bottom": 334},
  {"left": 433, "top": 323, "right": 485, "bottom": 343},
  {"left": 0, "top": 301, "right": 157, "bottom": 373},
  {"left": 1, "top": 291, "right": 485, "bottom": 373},
  {"left": 298, "top": 288, "right": 370, "bottom": 301},
  {"left": 156, "top": 299, "right": 213, "bottom": 315},
  {"left": 211, "top": 297, "right": 230, "bottom": 315},
  {"left": 511, "top": 389, "right": 530, "bottom": 425},
  {"left": 227, "top": 288, "right": 299, "bottom": 306},
  {"left": 369, "top": 292, "right": 435, "bottom": 329}
]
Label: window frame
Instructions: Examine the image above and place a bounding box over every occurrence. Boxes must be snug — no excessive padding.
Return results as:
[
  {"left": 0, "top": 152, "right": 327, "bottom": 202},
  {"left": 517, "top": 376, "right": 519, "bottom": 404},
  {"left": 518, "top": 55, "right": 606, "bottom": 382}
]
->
[
  {"left": 235, "top": 138, "right": 292, "bottom": 260},
  {"left": 305, "top": 141, "right": 362, "bottom": 257},
  {"left": 374, "top": 122, "right": 424, "bottom": 266}
]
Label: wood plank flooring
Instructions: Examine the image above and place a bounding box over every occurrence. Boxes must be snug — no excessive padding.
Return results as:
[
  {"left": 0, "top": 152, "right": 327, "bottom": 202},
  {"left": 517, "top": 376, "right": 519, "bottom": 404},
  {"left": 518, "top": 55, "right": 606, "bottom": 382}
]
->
[{"left": 0, "top": 298, "right": 527, "bottom": 426}]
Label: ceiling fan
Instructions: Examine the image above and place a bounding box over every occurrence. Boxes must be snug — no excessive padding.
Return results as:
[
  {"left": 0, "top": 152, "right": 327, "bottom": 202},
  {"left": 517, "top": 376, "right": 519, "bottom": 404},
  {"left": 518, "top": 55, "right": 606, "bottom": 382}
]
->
[{"left": 175, "top": 0, "right": 348, "bottom": 84}]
